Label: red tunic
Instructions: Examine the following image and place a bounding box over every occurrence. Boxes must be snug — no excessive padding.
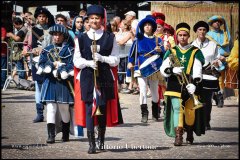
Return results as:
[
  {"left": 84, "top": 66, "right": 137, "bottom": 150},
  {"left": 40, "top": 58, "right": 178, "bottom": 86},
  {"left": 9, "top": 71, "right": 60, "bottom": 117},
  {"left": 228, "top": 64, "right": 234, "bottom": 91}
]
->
[{"left": 74, "top": 66, "right": 122, "bottom": 127}]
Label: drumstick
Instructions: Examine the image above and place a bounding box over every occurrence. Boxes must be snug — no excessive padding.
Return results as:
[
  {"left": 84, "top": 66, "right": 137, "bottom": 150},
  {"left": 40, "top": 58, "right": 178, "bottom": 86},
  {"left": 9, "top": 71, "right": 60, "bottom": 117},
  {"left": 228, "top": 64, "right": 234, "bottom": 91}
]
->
[
  {"left": 144, "top": 44, "right": 163, "bottom": 57},
  {"left": 144, "top": 49, "right": 156, "bottom": 57}
]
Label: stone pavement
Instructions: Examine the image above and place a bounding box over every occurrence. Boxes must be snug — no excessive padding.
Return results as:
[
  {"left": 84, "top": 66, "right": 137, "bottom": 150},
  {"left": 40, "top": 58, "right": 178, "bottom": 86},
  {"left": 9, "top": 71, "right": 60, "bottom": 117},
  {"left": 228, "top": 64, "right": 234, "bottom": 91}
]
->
[{"left": 1, "top": 88, "right": 239, "bottom": 159}]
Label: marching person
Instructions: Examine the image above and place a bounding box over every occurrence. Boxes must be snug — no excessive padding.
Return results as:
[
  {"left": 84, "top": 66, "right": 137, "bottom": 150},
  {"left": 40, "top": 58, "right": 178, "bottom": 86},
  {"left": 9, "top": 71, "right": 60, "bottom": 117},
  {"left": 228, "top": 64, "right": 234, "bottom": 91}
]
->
[
  {"left": 160, "top": 22, "right": 205, "bottom": 146},
  {"left": 225, "top": 31, "right": 238, "bottom": 101},
  {"left": 206, "top": 15, "right": 232, "bottom": 108},
  {"left": 21, "top": 6, "right": 55, "bottom": 123},
  {"left": 192, "top": 21, "right": 220, "bottom": 130},
  {"left": 73, "top": 5, "right": 123, "bottom": 154},
  {"left": 38, "top": 24, "right": 74, "bottom": 144},
  {"left": 127, "top": 16, "right": 165, "bottom": 123}
]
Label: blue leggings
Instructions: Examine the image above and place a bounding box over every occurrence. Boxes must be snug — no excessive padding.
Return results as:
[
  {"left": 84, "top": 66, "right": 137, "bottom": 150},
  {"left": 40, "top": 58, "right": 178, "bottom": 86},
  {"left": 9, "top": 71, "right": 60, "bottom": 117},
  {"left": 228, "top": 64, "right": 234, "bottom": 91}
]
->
[{"left": 170, "top": 97, "right": 184, "bottom": 128}]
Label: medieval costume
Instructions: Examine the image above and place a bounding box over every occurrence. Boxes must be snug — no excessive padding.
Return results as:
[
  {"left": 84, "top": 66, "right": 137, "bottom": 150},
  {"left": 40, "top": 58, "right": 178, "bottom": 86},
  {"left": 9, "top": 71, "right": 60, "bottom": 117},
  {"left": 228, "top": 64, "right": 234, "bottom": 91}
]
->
[
  {"left": 128, "top": 16, "right": 165, "bottom": 123},
  {"left": 160, "top": 22, "right": 205, "bottom": 146},
  {"left": 39, "top": 24, "right": 74, "bottom": 144},
  {"left": 22, "top": 6, "right": 55, "bottom": 123},
  {"left": 73, "top": 5, "right": 123, "bottom": 154},
  {"left": 206, "top": 15, "right": 232, "bottom": 108},
  {"left": 192, "top": 20, "right": 220, "bottom": 130}
]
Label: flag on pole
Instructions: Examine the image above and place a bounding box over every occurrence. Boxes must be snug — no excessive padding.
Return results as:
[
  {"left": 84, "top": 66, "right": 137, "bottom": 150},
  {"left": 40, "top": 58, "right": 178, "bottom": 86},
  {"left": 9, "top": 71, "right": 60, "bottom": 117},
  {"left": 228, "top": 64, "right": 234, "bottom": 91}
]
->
[{"left": 92, "top": 86, "right": 102, "bottom": 117}]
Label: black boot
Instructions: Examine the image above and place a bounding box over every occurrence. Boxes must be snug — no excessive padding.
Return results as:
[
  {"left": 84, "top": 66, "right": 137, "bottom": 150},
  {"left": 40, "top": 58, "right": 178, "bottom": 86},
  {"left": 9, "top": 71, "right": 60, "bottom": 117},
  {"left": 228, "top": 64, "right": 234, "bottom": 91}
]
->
[
  {"left": 186, "top": 126, "right": 194, "bottom": 144},
  {"left": 152, "top": 101, "right": 159, "bottom": 121},
  {"left": 87, "top": 130, "right": 96, "bottom": 154},
  {"left": 62, "top": 121, "right": 70, "bottom": 142},
  {"left": 216, "top": 92, "right": 224, "bottom": 108},
  {"left": 97, "top": 126, "right": 106, "bottom": 151},
  {"left": 141, "top": 104, "right": 149, "bottom": 123},
  {"left": 33, "top": 103, "right": 44, "bottom": 123},
  {"left": 46, "top": 123, "right": 55, "bottom": 144}
]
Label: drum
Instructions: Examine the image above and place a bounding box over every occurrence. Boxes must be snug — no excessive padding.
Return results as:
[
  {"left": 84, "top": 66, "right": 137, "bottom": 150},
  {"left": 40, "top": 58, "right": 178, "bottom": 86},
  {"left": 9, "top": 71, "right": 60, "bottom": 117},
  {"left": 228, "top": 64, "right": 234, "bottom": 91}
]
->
[
  {"left": 139, "top": 54, "right": 162, "bottom": 78},
  {"left": 225, "top": 67, "right": 238, "bottom": 89}
]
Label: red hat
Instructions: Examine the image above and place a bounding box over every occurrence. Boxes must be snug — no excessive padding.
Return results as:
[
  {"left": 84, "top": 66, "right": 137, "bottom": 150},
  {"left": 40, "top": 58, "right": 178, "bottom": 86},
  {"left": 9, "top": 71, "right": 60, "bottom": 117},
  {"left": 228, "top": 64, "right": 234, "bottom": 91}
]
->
[
  {"left": 156, "top": 19, "right": 165, "bottom": 26},
  {"left": 163, "top": 23, "right": 174, "bottom": 35},
  {"left": 152, "top": 12, "right": 165, "bottom": 21}
]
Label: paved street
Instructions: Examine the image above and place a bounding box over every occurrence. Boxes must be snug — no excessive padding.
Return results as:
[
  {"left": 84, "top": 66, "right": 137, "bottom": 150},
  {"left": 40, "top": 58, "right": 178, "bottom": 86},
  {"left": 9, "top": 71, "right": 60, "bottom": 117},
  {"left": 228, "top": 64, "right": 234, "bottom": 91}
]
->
[{"left": 1, "top": 88, "right": 239, "bottom": 159}]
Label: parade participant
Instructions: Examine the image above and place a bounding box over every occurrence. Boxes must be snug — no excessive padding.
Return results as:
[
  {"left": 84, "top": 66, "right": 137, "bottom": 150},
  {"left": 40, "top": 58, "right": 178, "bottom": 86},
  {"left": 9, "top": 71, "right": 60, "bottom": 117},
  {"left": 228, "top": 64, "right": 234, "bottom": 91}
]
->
[
  {"left": 127, "top": 16, "right": 165, "bottom": 123},
  {"left": 152, "top": 12, "right": 165, "bottom": 21},
  {"left": 163, "top": 23, "right": 176, "bottom": 50},
  {"left": 206, "top": 15, "right": 232, "bottom": 108},
  {"left": 73, "top": 5, "right": 123, "bottom": 154},
  {"left": 152, "top": 12, "right": 168, "bottom": 118},
  {"left": 225, "top": 31, "right": 238, "bottom": 97},
  {"left": 160, "top": 22, "right": 205, "bottom": 146},
  {"left": 21, "top": 6, "right": 55, "bottom": 123},
  {"left": 38, "top": 24, "right": 74, "bottom": 144},
  {"left": 192, "top": 21, "right": 220, "bottom": 130},
  {"left": 154, "top": 19, "right": 165, "bottom": 40}
]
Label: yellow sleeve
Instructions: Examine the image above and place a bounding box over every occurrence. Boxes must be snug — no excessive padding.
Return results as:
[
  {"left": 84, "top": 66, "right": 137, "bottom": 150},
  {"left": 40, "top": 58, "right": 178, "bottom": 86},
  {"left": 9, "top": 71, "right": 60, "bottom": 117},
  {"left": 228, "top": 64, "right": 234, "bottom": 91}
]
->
[
  {"left": 227, "top": 39, "right": 239, "bottom": 71},
  {"left": 168, "top": 36, "right": 176, "bottom": 48}
]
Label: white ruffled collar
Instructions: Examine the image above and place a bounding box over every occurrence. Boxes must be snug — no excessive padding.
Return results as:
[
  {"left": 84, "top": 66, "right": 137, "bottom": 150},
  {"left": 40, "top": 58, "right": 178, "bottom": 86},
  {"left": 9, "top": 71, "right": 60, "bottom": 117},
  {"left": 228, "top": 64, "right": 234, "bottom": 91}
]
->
[{"left": 144, "top": 33, "right": 154, "bottom": 38}]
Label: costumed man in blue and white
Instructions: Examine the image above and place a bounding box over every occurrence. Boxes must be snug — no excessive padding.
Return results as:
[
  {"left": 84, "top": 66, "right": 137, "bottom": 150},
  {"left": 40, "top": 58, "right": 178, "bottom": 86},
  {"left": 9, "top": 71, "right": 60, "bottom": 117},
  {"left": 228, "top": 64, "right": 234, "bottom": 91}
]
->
[
  {"left": 192, "top": 21, "right": 221, "bottom": 130},
  {"left": 127, "top": 15, "right": 165, "bottom": 123},
  {"left": 160, "top": 22, "right": 205, "bottom": 146},
  {"left": 73, "top": 5, "right": 123, "bottom": 154},
  {"left": 38, "top": 24, "right": 74, "bottom": 144},
  {"left": 206, "top": 15, "right": 232, "bottom": 108}
]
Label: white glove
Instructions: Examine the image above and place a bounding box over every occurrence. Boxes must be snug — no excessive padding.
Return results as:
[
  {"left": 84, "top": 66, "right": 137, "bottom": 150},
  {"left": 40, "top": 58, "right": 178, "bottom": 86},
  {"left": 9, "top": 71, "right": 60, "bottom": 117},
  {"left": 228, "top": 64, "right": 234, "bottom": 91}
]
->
[
  {"left": 68, "top": 70, "right": 74, "bottom": 77},
  {"left": 94, "top": 53, "right": 104, "bottom": 62},
  {"left": 35, "top": 63, "right": 39, "bottom": 69},
  {"left": 173, "top": 67, "right": 184, "bottom": 75},
  {"left": 61, "top": 71, "right": 68, "bottom": 80},
  {"left": 53, "top": 69, "right": 58, "bottom": 78},
  {"left": 85, "top": 60, "right": 97, "bottom": 70},
  {"left": 186, "top": 83, "right": 196, "bottom": 94},
  {"left": 43, "top": 66, "right": 52, "bottom": 73},
  {"left": 36, "top": 67, "right": 43, "bottom": 75}
]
